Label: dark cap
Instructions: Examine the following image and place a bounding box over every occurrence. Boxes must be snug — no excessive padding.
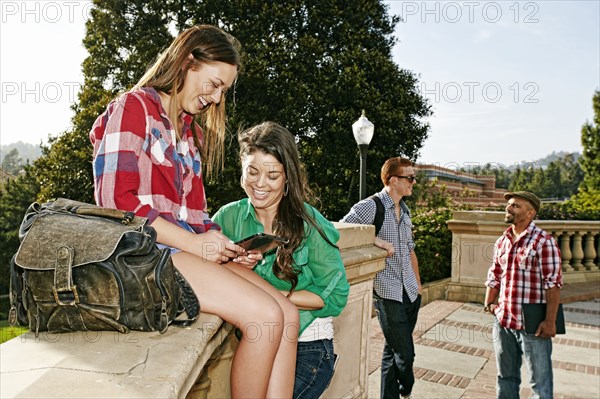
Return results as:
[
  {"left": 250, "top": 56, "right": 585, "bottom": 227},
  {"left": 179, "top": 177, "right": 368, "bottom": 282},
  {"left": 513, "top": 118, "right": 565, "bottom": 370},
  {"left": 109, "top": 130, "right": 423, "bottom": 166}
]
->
[{"left": 504, "top": 191, "right": 541, "bottom": 212}]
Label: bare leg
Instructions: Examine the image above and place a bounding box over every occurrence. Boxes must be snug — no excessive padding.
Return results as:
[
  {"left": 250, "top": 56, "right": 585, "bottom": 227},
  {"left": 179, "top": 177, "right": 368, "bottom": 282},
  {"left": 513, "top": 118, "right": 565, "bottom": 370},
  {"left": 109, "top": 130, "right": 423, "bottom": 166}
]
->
[
  {"left": 172, "top": 253, "right": 287, "bottom": 399},
  {"left": 224, "top": 262, "right": 299, "bottom": 398}
]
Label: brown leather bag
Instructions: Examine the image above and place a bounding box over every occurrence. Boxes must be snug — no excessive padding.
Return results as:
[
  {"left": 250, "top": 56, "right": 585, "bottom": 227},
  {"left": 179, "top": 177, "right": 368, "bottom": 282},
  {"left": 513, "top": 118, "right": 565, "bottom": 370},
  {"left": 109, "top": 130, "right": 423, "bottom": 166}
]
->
[{"left": 9, "top": 198, "right": 197, "bottom": 336}]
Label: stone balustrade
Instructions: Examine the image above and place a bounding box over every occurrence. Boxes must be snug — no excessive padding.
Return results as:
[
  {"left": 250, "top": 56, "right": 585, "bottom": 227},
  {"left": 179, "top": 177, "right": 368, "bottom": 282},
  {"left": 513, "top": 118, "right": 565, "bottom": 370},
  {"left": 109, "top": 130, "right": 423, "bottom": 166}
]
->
[
  {"left": 446, "top": 211, "right": 600, "bottom": 303},
  {"left": 0, "top": 223, "right": 387, "bottom": 399},
  {"left": 546, "top": 221, "right": 600, "bottom": 273}
]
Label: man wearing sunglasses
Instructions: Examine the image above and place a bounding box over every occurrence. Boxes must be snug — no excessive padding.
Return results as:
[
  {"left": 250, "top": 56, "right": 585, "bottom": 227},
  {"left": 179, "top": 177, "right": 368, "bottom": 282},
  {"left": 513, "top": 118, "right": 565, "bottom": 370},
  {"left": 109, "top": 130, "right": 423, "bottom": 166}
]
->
[{"left": 341, "top": 157, "right": 421, "bottom": 399}]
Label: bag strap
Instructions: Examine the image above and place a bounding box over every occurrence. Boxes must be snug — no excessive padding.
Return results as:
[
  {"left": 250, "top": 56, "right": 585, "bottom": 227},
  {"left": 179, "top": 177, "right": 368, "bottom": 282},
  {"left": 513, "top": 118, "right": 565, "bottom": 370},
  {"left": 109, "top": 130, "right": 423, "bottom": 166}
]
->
[
  {"left": 52, "top": 245, "right": 79, "bottom": 306},
  {"left": 8, "top": 254, "right": 24, "bottom": 327},
  {"left": 71, "top": 206, "right": 135, "bottom": 225},
  {"left": 368, "top": 195, "right": 385, "bottom": 236}
]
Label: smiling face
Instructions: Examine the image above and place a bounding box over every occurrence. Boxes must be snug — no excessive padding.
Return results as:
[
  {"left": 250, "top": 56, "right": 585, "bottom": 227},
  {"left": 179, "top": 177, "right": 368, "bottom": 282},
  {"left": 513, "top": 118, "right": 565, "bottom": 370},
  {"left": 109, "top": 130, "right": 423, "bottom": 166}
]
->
[
  {"left": 505, "top": 197, "right": 535, "bottom": 227},
  {"left": 241, "top": 150, "right": 286, "bottom": 214},
  {"left": 177, "top": 60, "right": 237, "bottom": 115}
]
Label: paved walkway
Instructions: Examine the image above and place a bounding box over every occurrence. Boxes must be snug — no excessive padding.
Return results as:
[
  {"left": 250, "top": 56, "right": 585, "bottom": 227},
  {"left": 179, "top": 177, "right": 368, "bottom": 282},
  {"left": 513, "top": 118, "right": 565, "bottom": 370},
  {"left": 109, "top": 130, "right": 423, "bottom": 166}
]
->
[{"left": 366, "top": 281, "right": 600, "bottom": 398}]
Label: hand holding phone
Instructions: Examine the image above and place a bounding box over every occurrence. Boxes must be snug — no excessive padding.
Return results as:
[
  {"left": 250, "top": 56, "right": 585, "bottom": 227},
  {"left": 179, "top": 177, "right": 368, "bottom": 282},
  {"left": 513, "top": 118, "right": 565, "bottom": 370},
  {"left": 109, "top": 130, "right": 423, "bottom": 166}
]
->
[{"left": 235, "top": 233, "right": 288, "bottom": 254}]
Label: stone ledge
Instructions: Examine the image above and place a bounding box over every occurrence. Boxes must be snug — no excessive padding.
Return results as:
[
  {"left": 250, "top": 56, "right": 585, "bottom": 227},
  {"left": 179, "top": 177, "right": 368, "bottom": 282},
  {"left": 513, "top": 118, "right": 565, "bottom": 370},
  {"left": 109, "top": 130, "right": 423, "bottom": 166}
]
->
[
  {"left": 334, "top": 222, "right": 375, "bottom": 248},
  {"left": 448, "top": 212, "right": 600, "bottom": 236},
  {"left": 0, "top": 313, "right": 231, "bottom": 399},
  {"left": 1, "top": 223, "right": 387, "bottom": 399}
]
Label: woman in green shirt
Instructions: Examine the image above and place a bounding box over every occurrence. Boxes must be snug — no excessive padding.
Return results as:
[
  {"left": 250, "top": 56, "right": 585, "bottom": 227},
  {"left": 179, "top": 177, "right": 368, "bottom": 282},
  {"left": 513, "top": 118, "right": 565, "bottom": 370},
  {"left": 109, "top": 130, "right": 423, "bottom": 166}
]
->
[{"left": 213, "top": 122, "right": 350, "bottom": 399}]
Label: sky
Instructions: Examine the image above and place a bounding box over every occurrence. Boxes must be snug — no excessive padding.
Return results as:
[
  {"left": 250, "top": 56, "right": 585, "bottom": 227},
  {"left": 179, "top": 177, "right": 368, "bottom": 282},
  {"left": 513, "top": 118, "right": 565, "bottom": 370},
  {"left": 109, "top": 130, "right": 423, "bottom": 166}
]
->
[{"left": 1, "top": 1, "right": 599, "bottom": 170}]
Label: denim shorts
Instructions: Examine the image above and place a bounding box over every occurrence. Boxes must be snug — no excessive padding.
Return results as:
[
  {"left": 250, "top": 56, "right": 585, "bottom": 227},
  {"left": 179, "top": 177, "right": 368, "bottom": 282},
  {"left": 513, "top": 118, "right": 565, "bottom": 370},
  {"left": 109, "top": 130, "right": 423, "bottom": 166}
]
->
[
  {"left": 155, "top": 220, "right": 195, "bottom": 255},
  {"left": 293, "top": 339, "right": 337, "bottom": 399}
]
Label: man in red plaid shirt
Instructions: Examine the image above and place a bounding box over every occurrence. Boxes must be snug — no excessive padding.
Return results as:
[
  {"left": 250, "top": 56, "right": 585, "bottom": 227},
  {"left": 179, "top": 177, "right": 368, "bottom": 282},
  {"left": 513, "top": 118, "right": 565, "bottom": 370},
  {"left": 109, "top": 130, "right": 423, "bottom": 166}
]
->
[{"left": 484, "top": 191, "right": 562, "bottom": 399}]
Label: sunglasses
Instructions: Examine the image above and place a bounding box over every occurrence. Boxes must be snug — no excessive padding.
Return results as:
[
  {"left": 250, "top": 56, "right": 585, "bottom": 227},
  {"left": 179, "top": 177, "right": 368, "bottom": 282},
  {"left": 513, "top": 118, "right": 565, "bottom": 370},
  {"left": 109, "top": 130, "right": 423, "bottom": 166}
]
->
[{"left": 391, "top": 175, "right": 417, "bottom": 182}]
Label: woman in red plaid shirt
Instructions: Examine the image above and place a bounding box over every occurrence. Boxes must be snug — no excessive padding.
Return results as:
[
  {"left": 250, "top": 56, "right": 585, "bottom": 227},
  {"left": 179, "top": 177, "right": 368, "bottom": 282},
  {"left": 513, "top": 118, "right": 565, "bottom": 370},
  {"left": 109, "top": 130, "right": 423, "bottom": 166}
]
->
[{"left": 90, "top": 25, "right": 298, "bottom": 398}]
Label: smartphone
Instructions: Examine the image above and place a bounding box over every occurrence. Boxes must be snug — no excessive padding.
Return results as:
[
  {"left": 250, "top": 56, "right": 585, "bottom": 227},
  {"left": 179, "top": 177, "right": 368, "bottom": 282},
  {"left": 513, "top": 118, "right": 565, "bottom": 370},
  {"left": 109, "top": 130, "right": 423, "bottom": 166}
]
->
[{"left": 235, "top": 233, "right": 288, "bottom": 254}]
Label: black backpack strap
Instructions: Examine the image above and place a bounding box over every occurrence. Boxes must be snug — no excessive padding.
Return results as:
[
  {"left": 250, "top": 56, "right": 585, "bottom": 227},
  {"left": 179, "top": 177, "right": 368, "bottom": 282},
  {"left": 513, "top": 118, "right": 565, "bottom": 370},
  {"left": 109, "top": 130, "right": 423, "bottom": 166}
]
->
[{"left": 368, "top": 194, "right": 385, "bottom": 236}]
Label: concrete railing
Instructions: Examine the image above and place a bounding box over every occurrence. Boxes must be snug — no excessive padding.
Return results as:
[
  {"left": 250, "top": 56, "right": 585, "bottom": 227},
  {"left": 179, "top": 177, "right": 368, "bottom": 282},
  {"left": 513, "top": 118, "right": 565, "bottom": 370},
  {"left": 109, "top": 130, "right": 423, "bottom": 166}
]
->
[
  {"left": 446, "top": 211, "right": 600, "bottom": 303},
  {"left": 0, "top": 223, "right": 386, "bottom": 399}
]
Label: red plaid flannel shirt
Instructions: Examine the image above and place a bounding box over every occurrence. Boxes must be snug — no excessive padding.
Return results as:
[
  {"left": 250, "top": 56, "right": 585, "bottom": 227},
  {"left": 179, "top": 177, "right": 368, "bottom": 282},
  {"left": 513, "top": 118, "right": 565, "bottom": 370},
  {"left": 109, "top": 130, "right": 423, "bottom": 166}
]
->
[
  {"left": 486, "top": 222, "right": 562, "bottom": 330},
  {"left": 90, "top": 88, "right": 219, "bottom": 234}
]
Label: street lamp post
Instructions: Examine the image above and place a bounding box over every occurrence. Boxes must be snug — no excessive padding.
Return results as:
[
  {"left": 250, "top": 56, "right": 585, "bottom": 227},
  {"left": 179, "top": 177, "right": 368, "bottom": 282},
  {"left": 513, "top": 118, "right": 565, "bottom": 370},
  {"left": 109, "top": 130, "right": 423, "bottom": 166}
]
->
[{"left": 352, "top": 110, "right": 375, "bottom": 200}]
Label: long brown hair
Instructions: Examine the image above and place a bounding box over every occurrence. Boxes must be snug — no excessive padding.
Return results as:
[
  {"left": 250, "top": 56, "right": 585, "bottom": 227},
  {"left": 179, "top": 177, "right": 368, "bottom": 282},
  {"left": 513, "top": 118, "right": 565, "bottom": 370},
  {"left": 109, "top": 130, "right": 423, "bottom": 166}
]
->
[
  {"left": 238, "top": 122, "right": 337, "bottom": 294},
  {"left": 135, "top": 25, "right": 241, "bottom": 179}
]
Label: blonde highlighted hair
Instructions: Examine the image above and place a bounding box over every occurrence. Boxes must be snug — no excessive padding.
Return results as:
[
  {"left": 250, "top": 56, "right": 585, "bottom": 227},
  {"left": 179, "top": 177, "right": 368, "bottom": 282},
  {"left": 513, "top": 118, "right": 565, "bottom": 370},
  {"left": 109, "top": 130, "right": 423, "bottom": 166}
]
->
[{"left": 135, "top": 25, "right": 241, "bottom": 179}]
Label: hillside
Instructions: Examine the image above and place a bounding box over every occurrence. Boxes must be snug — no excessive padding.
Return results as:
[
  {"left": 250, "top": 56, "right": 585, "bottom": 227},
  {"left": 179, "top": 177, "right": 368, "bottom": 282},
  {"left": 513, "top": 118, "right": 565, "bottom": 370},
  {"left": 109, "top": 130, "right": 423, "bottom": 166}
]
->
[
  {"left": 0, "top": 142, "right": 43, "bottom": 164},
  {"left": 519, "top": 151, "right": 581, "bottom": 169}
]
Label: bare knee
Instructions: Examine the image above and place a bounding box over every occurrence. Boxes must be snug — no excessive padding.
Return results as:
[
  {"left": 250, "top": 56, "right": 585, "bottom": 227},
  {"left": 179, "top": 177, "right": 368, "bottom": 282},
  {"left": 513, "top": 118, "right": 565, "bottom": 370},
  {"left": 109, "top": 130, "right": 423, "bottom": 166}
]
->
[
  {"left": 240, "top": 298, "right": 285, "bottom": 343},
  {"left": 279, "top": 298, "right": 299, "bottom": 342},
  {"left": 245, "top": 294, "right": 298, "bottom": 344},
  {"left": 249, "top": 294, "right": 285, "bottom": 324},
  {"left": 281, "top": 298, "right": 299, "bottom": 324},
  {"left": 262, "top": 298, "right": 286, "bottom": 326}
]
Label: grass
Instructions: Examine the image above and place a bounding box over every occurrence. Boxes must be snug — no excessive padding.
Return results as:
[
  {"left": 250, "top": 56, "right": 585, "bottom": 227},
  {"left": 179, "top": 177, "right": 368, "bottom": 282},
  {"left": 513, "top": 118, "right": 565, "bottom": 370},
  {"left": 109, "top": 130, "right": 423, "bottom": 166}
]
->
[{"left": 0, "top": 320, "right": 28, "bottom": 344}]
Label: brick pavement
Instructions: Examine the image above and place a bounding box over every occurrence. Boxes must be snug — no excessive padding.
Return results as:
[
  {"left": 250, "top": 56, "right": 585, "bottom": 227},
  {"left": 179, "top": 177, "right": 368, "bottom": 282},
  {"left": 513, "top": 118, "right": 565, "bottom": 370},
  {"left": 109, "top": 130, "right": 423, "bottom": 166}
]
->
[{"left": 367, "top": 282, "right": 600, "bottom": 398}]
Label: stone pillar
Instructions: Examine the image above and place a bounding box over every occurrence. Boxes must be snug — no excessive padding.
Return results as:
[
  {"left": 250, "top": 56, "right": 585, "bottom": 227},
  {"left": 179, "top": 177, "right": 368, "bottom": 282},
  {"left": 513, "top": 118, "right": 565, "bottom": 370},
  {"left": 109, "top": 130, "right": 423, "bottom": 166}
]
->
[
  {"left": 596, "top": 232, "right": 600, "bottom": 267},
  {"left": 323, "top": 222, "right": 387, "bottom": 398},
  {"left": 560, "top": 231, "right": 574, "bottom": 272},
  {"left": 583, "top": 232, "right": 598, "bottom": 270},
  {"left": 570, "top": 232, "right": 585, "bottom": 271},
  {"left": 446, "top": 211, "right": 506, "bottom": 303}
]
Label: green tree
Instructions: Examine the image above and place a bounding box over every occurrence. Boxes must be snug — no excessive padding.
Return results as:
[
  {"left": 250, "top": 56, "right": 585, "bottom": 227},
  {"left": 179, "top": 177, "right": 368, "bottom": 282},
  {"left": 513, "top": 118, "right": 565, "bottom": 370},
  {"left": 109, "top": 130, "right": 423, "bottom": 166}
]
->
[
  {"left": 579, "top": 89, "right": 600, "bottom": 192},
  {"left": 200, "top": 0, "right": 432, "bottom": 218},
  {"left": 27, "top": 0, "right": 431, "bottom": 219},
  {"left": 562, "top": 89, "right": 600, "bottom": 220},
  {"left": 509, "top": 165, "right": 534, "bottom": 192},
  {"left": 0, "top": 169, "right": 40, "bottom": 294},
  {"left": 1, "top": 149, "right": 23, "bottom": 176},
  {"left": 508, "top": 157, "right": 582, "bottom": 199},
  {"left": 32, "top": 1, "right": 175, "bottom": 203},
  {"left": 490, "top": 166, "right": 512, "bottom": 190},
  {"left": 1, "top": 0, "right": 431, "bottom": 294},
  {"left": 529, "top": 162, "right": 563, "bottom": 199},
  {"left": 460, "top": 163, "right": 512, "bottom": 190},
  {"left": 559, "top": 153, "right": 584, "bottom": 198},
  {"left": 406, "top": 171, "right": 455, "bottom": 210}
]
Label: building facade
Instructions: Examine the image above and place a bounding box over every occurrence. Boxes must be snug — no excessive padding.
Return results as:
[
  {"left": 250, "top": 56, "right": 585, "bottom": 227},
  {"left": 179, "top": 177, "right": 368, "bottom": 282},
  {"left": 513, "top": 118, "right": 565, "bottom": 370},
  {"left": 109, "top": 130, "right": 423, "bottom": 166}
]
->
[{"left": 414, "top": 164, "right": 508, "bottom": 207}]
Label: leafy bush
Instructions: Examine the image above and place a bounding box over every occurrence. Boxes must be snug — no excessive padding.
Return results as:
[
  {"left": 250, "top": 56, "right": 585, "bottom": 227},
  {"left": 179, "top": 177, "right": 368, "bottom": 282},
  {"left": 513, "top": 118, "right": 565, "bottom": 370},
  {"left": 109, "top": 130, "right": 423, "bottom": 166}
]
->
[
  {"left": 412, "top": 207, "right": 453, "bottom": 284},
  {"left": 404, "top": 177, "right": 457, "bottom": 284},
  {"left": 537, "top": 189, "right": 600, "bottom": 220}
]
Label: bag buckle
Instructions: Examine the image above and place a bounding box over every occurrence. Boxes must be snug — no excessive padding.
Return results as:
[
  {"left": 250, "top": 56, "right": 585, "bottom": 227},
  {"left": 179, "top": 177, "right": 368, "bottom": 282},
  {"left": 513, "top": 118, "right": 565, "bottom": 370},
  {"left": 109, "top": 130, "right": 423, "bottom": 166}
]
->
[
  {"left": 53, "top": 286, "right": 80, "bottom": 306},
  {"left": 123, "top": 211, "right": 135, "bottom": 224},
  {"left": 8, "top": 305, "right": 17, "bottom": 326}
]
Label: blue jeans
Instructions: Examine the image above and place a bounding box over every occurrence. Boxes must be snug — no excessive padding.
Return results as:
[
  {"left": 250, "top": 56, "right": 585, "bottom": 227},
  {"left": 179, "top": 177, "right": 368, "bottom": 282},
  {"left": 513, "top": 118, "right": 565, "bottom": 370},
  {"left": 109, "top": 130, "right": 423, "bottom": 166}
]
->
[
  {"left": 374, "top": 291, "right": 422, "bottom": 399},
  {"left": 156, "top": 220, "right": 195, "bottom": 255},
  {"left": 293, "top": 339, "right": 336, "bottom": 399},
  {"left": 493, "top": 318, "right": 553, "bottom": 399}
]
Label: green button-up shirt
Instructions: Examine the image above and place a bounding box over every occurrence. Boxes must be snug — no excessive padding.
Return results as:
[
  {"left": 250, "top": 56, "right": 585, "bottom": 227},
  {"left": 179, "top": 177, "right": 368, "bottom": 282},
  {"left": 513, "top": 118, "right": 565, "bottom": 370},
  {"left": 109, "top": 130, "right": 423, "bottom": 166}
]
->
[{"left": 213, "top": 198, "right": 350, "bottom": 335}]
